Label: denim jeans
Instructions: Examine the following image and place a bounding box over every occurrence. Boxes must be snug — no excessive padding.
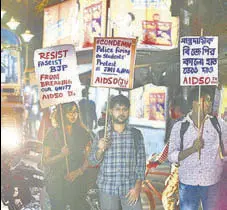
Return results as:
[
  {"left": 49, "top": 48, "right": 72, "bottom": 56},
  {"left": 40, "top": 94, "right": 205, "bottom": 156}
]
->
[
  {"left": 179, "top": 182, "right": 219, "bottom": 210},
  {"left": 99, "top": 191, "right": 142, "bottom": 210}
]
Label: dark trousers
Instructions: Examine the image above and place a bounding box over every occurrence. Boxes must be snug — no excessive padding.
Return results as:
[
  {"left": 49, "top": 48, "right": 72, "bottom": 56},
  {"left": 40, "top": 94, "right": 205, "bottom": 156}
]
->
[{"left": 46, "top": 176, "right": 90, "bottom": 210}]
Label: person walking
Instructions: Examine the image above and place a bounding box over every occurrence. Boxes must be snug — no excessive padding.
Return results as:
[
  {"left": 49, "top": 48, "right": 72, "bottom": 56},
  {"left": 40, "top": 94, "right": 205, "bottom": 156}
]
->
[
  {"left": 89, "top": 94, "right": 146, "bottom": 210},
  {"left": 168, "top": 87, "right": 227, "bottom": 210},
  {"left": 42, "top": 102, "right": 95, "bottom": 210},
  {"left": 147, "top": 96, "right": 189, "bottom": 210}
]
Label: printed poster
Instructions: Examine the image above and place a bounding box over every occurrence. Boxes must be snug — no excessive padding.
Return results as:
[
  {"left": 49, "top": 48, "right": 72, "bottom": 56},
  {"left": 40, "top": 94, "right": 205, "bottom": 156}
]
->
[
  {"left": 43, "top": 0, "right": 80, "bottom": 47},
  {"left": 144, "top": 84, "right": 166, "bottom": 121},
  {"left": 91, "top": 37, "right": 137, "bottom": 89},
  {"left": 130, "top": 86, "right": 144, "bottom": 119},
  {"left": 180, "top": 36, "right": 218, "bottom": 86},
  {"left": 43, "top": 0, "right": 106, "bottom": 49},
  {"left": 130, "top": 84, "right": 167, "bottom": 128},
  {"left": 34, "top": 44, "right": 81, "bottom": 108},
  {"left": 110, "top": 0, "right": 179, "bottom": 49},
  {"left": 82, "top": 1, "right": 105, "bottom": 48}
]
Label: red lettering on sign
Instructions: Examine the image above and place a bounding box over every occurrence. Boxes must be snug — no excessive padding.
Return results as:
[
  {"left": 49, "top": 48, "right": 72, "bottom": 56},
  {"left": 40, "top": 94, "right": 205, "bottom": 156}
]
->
[
  {"left": 38, "top": 50, "right": 69, "bottom": 59},
  {"left": 183, "top": 77, "right": 211, "bottom": 85}
]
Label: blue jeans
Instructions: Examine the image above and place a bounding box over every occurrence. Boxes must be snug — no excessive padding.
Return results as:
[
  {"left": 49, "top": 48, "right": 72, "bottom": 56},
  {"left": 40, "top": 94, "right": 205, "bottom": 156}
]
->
[
  {"left": 99, "top": 191, "right": 142, "bottom": 210},
  {"left": 179, "top": 182, "right": 219, "bottom": 210}
]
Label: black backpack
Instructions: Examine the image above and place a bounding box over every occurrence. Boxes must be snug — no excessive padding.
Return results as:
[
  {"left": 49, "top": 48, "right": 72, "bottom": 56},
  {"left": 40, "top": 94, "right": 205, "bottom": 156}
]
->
[{"left": 180, "top": 116, "right": 224, "bottom": 156}]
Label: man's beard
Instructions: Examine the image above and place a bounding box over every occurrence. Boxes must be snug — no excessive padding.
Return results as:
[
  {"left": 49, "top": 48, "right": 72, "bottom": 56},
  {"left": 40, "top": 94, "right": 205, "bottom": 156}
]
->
[{"left": 112, "top": 116, "right": 128, "bottom": 124}]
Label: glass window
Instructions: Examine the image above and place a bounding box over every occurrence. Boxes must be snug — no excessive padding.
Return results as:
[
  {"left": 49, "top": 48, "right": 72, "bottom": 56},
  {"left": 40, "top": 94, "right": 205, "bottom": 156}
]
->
[{"left": 1, "top": 49, "right": 19, "bottom": 84}]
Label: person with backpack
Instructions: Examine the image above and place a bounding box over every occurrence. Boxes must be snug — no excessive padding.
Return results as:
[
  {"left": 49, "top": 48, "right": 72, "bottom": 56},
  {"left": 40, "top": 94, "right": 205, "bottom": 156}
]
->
[
  {"left": 168, "top": 86, "right": 227, "bottom": 210},
  {"left": 89, "top": 94, "right": 146, "bottom": 210},
  {"left": 147, "top": 96, "right": 189, "bottom": 210}
]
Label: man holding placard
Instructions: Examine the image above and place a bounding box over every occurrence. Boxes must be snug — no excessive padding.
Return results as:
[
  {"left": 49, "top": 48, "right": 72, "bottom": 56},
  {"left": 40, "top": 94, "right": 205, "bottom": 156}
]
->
[
  {"left": 168, "top": 87, "right": 227, "bottom": 210},
  {"left": 89, "top": 95, "right": 146, "bottom": 210}
]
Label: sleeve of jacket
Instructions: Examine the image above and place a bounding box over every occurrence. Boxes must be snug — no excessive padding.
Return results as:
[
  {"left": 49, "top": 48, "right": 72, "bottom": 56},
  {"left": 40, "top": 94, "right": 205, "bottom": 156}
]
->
[
  {"left": 135, "top": 130, "right": 146, "bottom": 181},
  {"left": 157, "top": 142, "right": 169, "bottom": 164},
  {"left": 168, "top": 122, "right": 181, "bottom": 163}
]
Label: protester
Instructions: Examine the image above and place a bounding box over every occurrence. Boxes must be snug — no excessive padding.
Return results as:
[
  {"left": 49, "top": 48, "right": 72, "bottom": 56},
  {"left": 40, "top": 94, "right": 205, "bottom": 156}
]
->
[
  {"left": 42, "top": 102, "right": 95, "bottom": 210},
  {"left": 147, "top": 96, "right": 188, "bottom": 210},
  {"left": 89, "top": 94, "right": 146, "bottom": 210},
  {"left": 79, "top": 88, "right": 98, "bottom": 130},
  {"left": 168, "top": 86, "right": 227, "bottom": 210}
]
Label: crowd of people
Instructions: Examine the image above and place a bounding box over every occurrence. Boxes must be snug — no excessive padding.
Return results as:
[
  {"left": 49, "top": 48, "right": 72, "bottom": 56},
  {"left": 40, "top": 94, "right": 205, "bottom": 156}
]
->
[{"left": 38, "top": 86, "right": 226, "bottom": 210}]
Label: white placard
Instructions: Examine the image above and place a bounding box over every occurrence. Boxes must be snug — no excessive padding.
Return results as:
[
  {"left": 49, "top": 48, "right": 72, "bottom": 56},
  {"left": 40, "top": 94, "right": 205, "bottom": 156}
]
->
[
  {"left": 91, "top": 37, "right": 137, "bottom": 89},
  {"left": 34, "top": 44, "right": 81, "bottom": 108},
  {"left": 180, "top": 36, "right": 218, "bottom": 86}
]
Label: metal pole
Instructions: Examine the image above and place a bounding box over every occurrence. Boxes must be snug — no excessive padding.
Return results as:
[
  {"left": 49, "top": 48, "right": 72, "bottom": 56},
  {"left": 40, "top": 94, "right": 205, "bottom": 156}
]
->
[{"left": 25, "top": 44, "right": 28, "bottom": 69}]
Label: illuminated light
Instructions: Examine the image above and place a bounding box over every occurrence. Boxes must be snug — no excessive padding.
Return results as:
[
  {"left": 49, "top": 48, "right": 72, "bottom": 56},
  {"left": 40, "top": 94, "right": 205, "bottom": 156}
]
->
[
  {"left": 1, "top": 128, "right": 20, "bottom": 151},
  {"left": 162, "top": 71, "right": 167, "bottom": 76},
  {"left": 21, "top": 30, "right": 34, "bottom": 43},
  {"left": 32, "top": 104, "right": 39, "bottom": 115},
  {"left": 6, "top": 17, "right": 20, "bottom": 30},
  {"left": 24, "top": 86, "right": 31, "bottom": 93},
  {"left": 1, "top": 10, "right": 6, "bottom": 19}
]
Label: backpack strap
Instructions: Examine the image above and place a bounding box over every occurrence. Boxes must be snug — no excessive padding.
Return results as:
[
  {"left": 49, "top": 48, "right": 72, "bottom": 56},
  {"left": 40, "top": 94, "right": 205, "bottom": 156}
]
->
[
  {"left": 210, "top": 116, "right": 224, "bottom": 156},
  {"left": 131, "top": 127, "right": 140, "bottom": 153},
  {"left": 180, "top": 120, "right": 190, "bottom": 151},
  {"left": 98, "top": 127, "right": 141, "bottom": 155}
]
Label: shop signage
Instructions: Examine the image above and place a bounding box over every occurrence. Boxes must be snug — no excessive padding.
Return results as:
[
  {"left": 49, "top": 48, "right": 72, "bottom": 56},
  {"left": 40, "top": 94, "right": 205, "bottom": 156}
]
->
[
  {"left": 34, "top": 44, "right": 81, "bottom": 108},
  {"left": 180, "top": 36, "right": 218, "bottom": 86},
  {"left": 91, "top": 37, "right": 137, "bottom": 89}
]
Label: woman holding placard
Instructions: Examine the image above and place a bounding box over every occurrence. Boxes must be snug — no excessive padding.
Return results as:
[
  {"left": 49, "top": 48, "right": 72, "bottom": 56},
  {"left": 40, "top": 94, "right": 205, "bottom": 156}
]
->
[{"left": 42, "top": 102, "right": 95, "bottom": 210}]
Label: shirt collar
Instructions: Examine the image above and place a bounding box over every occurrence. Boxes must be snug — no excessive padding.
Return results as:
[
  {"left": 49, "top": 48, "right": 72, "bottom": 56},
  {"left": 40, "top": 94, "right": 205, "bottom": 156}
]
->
[
  {"left": 185, "top": 112, "right": 212, "bottom": 124},
  {"left": 108, "top": 123, "right": 130, "bottom": 133}
]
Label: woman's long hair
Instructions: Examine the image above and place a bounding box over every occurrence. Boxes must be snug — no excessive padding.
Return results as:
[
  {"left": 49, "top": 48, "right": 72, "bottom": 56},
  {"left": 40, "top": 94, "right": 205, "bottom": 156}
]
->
[{"left": 55, "top": 102, "right": 88, "bottom": 130}]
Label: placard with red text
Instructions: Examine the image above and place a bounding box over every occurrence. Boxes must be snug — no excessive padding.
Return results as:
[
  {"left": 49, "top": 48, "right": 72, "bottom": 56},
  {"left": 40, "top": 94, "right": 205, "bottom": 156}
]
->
[
  {"left": 91, "top": 37, "right": 137, "bottom": 89},
  {"left": 34, "top": 44, "right": 81, "bottom": 108}
]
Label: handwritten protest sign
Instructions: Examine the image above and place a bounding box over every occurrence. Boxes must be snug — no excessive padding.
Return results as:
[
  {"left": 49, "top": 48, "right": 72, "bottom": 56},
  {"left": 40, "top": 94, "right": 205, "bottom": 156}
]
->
[
  {"left": 180, "top": 36, "right": 218, "bottom": 86},
  {"left": 34, "top": 44, "right": 81, "bottom": 108},
  {"left": 91, "top": 37, "right": 137, "bottom": 89}
]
